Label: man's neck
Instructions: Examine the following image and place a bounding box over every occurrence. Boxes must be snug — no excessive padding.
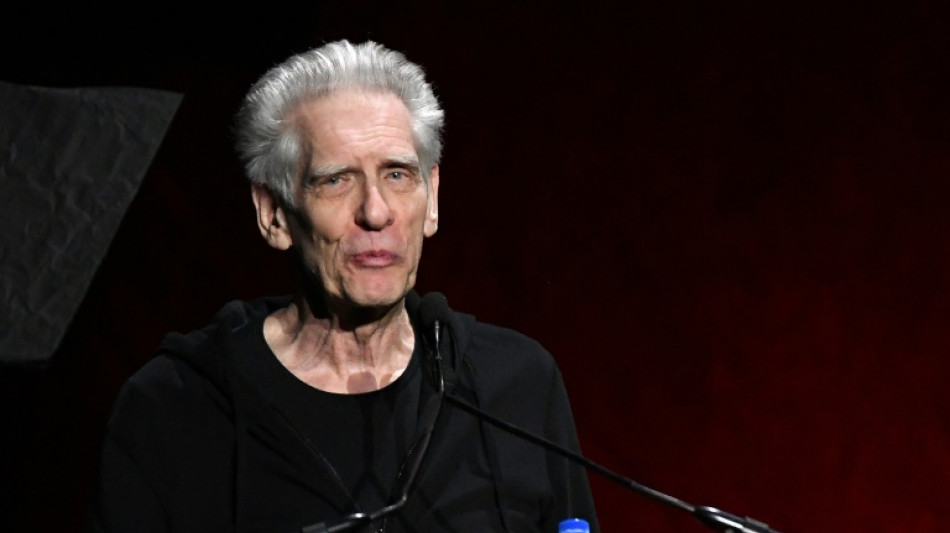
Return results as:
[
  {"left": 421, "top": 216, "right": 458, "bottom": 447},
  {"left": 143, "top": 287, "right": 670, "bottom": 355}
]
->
[{"left": 262, "top": 295, "right": 415, "bottom": 394}]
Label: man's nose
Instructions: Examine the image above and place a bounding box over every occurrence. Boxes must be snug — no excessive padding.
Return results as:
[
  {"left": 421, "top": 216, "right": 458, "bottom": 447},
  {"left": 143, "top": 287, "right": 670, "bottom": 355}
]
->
[{"left": 357, "top": 183, "right": 394, "bottom": 230}]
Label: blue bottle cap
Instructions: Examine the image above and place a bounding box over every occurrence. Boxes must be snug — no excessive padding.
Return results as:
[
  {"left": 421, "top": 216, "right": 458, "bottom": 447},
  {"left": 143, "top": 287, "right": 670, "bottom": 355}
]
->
[{"left": 559, "top": 517, "right": 590, "bottom": 533}]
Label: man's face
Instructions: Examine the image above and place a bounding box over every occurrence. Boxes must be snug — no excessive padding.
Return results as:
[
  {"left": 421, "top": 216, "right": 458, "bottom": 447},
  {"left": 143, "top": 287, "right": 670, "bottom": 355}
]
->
[{"left": 281, "top": 88, "right": 439, "bottom": 310}]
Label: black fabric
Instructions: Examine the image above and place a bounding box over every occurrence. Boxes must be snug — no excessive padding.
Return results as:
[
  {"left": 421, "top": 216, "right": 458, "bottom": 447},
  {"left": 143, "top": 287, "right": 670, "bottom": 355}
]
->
[{"left": 87, "top": 291, "right": 600, "bottom": 533}]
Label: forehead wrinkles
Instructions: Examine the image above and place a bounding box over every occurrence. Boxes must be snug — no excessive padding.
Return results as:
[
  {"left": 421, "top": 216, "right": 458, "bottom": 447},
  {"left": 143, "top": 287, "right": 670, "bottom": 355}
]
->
[{"left": 288, "top": 95, "right": 422, "bottom": 204}]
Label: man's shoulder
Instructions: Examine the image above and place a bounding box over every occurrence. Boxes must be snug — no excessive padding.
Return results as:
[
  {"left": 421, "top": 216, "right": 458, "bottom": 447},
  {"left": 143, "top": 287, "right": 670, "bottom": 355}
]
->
[
  {"left": 460, "top": 317, "right": 558, "bottom": 377},
  {"left": 119, "top": 295, "right": 292, "bottom": 404},
  {"left": 154, "top": 295, "right": 291, "bottom": 360},
  {"left": 466, "top": 319, "right": 549, "bottom": 354}
]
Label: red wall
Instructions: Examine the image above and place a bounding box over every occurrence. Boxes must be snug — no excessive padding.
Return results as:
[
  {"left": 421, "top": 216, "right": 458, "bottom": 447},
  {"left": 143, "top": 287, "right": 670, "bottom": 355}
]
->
[{"left": 3, "top": 2, "right": 949, "bottom": 531}]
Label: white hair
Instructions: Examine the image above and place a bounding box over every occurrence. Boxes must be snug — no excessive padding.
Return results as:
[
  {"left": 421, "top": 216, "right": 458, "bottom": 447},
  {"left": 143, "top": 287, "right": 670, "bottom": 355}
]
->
[{"left": 233, "top": 40, "right": 445, "bottom": 204}]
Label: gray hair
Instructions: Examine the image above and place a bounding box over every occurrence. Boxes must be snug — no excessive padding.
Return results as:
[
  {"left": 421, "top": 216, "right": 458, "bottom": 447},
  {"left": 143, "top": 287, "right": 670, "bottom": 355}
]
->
[{"left": 233, "top": 40, "right": 445, "bottom": 205}]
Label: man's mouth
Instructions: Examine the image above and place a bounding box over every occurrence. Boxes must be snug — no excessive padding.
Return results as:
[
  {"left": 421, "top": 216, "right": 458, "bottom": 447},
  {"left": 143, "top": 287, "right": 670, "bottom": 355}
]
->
[{"left": 350, "top": 250, "right": 400, "bottom": 267}]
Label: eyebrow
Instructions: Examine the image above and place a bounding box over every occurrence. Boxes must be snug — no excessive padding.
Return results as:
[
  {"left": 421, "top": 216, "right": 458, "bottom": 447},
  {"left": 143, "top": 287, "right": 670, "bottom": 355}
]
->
[
  {"left": 306, "top": 163, "right": 349, "bottom": 180},
  {"left": 382, "top": 155, "right": 420, "bottom": 172}
]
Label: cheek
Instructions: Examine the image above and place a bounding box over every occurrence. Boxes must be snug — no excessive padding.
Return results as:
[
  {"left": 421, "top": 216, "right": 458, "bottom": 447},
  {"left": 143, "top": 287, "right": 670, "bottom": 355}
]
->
[
  {"left": 296, "top": 203, "right": 348, "bottom": 242},
  {"left": 290, "top": 214, "right": 347, "bottom": 264}
]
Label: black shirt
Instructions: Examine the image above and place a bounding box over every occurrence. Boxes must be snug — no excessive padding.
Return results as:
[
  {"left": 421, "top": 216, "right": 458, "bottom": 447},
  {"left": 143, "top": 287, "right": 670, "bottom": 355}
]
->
[{"left": 234, "top": 315, "right": 423, "bottom": 513}]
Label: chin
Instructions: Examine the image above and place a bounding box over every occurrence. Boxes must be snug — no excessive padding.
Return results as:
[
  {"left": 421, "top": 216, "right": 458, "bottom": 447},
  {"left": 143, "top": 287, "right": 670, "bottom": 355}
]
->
[
  {"left": 334, "top": 269, "right": 417, "bottom": 310},
  {"left": 344, "top": 284, "right": 411, "bottom": 310}
]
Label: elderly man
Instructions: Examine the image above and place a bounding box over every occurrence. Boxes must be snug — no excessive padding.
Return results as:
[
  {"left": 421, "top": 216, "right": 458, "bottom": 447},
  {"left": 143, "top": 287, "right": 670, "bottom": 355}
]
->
[{"left": 89, "top": 40, "right": 598, "bottom": 533}]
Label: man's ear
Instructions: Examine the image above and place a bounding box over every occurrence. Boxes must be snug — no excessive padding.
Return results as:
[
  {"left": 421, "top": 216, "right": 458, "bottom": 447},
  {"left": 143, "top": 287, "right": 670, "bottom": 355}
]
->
[
  {"left": 424, "top": 165, "right": 440, "bottom": 237},
  {"left": 251, "top": 183, "right": 293, "bottom": 250}
]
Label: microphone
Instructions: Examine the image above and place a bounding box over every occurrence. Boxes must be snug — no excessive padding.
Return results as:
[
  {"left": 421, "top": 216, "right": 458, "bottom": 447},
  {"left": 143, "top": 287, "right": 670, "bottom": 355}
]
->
[
  {"left": 295, "top": 293, "right": 449, "bottom": 533},
  {"left": 418, "top": 291, "right": 450, "bottom": 392},
  {"left": 418, "top": 291, "right": 450, "bottom": 329}
]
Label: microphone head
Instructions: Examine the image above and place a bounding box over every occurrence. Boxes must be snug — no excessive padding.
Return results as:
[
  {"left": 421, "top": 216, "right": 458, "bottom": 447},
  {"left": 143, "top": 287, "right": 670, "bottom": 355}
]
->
[{"left": 419, "top": 291, "right": 451, "bottom": 329}]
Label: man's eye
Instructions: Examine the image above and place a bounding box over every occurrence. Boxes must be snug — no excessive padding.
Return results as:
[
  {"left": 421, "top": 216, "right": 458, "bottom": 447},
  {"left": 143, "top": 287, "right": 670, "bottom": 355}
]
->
[
  {"left": 306, "top": 174, "right": 351, "bottom": 197},
  {"left": 388, "top": 171, "right": 405, "bottom": 180},
  {"left": 314, "top": 174, "right": 345, "bottom": 187}
]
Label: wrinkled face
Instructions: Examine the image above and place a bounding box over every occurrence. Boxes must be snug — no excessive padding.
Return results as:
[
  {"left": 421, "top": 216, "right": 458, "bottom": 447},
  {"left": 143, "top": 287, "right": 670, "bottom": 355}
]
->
[{"left": 280, "top": 88, "right": 439, "bottom": 310}]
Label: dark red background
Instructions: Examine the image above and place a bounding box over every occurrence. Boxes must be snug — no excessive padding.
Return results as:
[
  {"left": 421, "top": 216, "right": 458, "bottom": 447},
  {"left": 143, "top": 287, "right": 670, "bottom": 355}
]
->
[{"left": 3, "top": 2, "right": 949, "bottom": 531}]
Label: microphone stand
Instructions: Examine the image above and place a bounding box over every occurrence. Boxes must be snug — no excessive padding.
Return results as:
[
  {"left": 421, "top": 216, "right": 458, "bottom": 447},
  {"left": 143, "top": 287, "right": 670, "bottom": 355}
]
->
[
  {"left": 293, "top": 290, "right": 778, "bottom": 533},
  {"left": 444, "top": 394, "right": 782, "bottom": 533}
]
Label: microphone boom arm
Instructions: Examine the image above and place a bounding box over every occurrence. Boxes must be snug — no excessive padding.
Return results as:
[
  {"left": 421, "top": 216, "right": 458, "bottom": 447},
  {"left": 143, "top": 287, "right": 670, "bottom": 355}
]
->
[{"left": 443, "top": 394, "right": 781, "bottom": 533}]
